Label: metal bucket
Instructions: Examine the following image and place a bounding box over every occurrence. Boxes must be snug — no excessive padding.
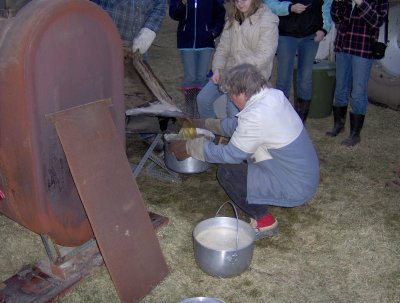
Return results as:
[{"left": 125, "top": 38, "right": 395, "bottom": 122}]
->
[
  {"left": 164, "top": 128, "right": 214, "bottom": 174},
  {"left": 179, "top": 297, "right": 225, "bottom": 303},
  {"left": 193, "top": 202, "right": 256, "bottom": 278}
]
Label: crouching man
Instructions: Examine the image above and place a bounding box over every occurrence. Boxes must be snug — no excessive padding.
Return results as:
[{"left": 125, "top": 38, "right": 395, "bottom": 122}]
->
[{"left": 168, "top": 63, "right": 320, "bottom": 240}]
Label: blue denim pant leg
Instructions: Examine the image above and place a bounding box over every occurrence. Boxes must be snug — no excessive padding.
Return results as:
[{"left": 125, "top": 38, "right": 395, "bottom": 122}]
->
[
  {"left": 197, "top": 80, "right": 224, "bottom": 118},
  {"left": 335, "top": 52, "right": 373, "bottom": 114},
  {"left": 350, "top": 55, "right": 373, "bottom": 114},
  {"left": 276, "top": 35, "right": 319, "bottom": 100},
  {"left": 195, "top": 49, "right": 213, "bottom": 88},
  {"left": 226, "top": 96, "right": 239, "bottom": 118},
  {"left": 180, "top": 49, "right": 213, "bottom": 88},
  {"left": 296, "top": 35, "right": 319, "bottom": 100},
  {"left": 334, "top": 52, "right": 353, "bottom": 108},
  {"left": 276, "top": 36, "right": 298, "bottom": 98}
]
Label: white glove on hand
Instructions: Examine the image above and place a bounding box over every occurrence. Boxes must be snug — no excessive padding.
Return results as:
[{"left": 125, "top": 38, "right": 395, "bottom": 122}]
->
[
  {"left": 132, "top": 28, "right": 156, "bottom": 54},
  {"left": 186, "top": 137, "right": 206, "bottom": 162}
]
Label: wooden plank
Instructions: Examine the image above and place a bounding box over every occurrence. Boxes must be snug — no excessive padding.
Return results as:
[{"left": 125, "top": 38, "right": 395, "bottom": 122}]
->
[
  {"left": 124, "top": 49, "right": 176, "bottom": 106},
  {"left": 47, "top": 99, "right": 169, "bottom": 303}
]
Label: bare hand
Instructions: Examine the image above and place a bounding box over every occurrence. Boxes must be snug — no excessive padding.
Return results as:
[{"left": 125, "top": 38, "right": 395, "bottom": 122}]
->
[
  {"left": 353, "top": 0, "right": 363, "bottom": 5},
  {"left": 314, "top": 30, "right": 325, "bottom": 42},
  {"left": 167, "top": 140, "right": 190, "bottom": 160},
  {"left": 212, "top": 70, "right": 220, "bottom": 84},
  {"left": 291, "top": 3, "right": 308, "bottom": 14}
]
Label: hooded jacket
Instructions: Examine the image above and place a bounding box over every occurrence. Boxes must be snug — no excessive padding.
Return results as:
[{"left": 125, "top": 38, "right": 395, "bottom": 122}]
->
[
  {"left": 212, "top": 4, "right": 279, "bottom": 81},
  {"left": 169, "top": 0, "right": 225, "bottom": 49}
]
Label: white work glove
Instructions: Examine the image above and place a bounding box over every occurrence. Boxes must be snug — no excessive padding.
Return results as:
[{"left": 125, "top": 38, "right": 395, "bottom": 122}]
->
[
  {"left": 132, "top": 28, "right": 156, "bottom": 54},
  {"left": 186, "top": 137, "right": 206, "bottom": 162}
]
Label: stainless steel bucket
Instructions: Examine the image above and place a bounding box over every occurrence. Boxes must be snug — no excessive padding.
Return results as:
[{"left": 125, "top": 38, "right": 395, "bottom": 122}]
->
[
  {"left": 193, "top": 202, "right": 256, "bottom": 278},
  {"left": 164, "top": 128, "right": 214, "bottom": 174},
  {"left": 179, "top": 297, "right": 225, "bottom": 303}
]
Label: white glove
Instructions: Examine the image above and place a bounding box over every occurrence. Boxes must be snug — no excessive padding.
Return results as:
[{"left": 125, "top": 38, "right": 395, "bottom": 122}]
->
[
  {"left": 132, "top": 28, "right": 156, "bottom": 54},
  {"left": 186, "top": 137, "right": 206, "bottom": 162}
]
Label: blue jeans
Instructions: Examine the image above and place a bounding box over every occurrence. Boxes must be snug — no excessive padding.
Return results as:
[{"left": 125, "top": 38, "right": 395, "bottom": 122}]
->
[
  {"left": 180, "top": 49, "right": 213, "bottom": 89},
  {"left": 334, "top": 52, "right": 373, "bottom": 115},
  {"left": 196, "top": 80, "right": 239, "bottom": 118},
  {"left": 276, "top": 35, "right": 319, "bottom": 100}
]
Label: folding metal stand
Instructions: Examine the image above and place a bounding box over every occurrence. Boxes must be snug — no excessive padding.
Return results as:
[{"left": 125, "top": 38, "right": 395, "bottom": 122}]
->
[{"left": 131, "top": 133, "right": 181, "bottom": 183}]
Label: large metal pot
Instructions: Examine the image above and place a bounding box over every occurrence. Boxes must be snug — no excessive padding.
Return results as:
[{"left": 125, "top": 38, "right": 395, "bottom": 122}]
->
[
  {"left": 164, "top": 128, "right": 214, "bottom": 174},
  {"left": 179, "top": 297, "right": 225, "bottom": 303},
  {"left": 193, "top": 202, "right": 256, "bottom": 278}
]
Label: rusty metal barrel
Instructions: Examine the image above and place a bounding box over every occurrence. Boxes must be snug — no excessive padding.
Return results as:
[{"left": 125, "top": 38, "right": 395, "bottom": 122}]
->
[{"left": 0, "top": 0, "right": 125, "bottom": 246}]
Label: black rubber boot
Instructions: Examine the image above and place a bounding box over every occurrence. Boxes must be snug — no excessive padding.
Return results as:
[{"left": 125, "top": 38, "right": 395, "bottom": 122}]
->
[
  {"left": 184, "top": 88, "right": 200, "bottom": 118},
  {"left": 295, "top": 98, "right": 311, "bottom": 124},
  {"left": 341, "top": 112, "right": 365, "bottom": 146},
  {"left": 326, "top": 105, "right": 347, "bottom": 137}
]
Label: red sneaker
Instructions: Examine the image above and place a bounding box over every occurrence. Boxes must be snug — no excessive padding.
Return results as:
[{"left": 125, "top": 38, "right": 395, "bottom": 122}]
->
[{"left": 250, "top": 213, "right": 279, "bottom": 240}]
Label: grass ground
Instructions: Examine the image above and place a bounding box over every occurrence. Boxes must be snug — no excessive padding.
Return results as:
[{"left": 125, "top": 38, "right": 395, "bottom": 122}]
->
[{"left": 1, "top": 10, "right": 400, "bottom": 303}]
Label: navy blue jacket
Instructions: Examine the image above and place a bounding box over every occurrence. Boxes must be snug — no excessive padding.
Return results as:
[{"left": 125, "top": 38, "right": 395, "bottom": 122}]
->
[{"left": 169, "top": 0, "right": 225, "bottom": 49}]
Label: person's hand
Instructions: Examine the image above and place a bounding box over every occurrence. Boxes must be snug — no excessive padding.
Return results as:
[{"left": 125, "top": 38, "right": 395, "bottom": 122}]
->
[
  {"left": 314, "top": 30, "right": 325, "bottom": 42},
  {"left": 167, "top": 140, "right": 190, "bottom": 160},
  {"left": 353, "top": 0, "right": 363, "bottom": 5},
  {"left": 132, "top": 28, "right": 156, "bottom": 54},
  {"left": 291, "top": 3, "right": 308, "bottom": 14},
  {"left": 181, "top": 0, "right": 187, "bottom": 4},
  {"left": 211, "top": 70, "right": 220, "bottom": 84}
]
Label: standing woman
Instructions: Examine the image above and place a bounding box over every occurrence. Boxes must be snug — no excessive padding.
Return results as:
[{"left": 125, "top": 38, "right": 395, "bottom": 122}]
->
[
  {"left": 169, "top": 0, "right": 226, "bottom": 117},
  {"left": 264, "top": 0, "right": 332, "bottom": 123},
  {"left": 326, "top": 0, "right": 388, "bottom": 146},
  {"left": 196, "top": 0, "right": 279, "bottom": 118}
]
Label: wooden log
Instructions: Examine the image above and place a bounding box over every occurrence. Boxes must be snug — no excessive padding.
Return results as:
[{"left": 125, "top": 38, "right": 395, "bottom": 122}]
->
[{"left": 124, "top": 48, "right": 176, "bottom": 106}]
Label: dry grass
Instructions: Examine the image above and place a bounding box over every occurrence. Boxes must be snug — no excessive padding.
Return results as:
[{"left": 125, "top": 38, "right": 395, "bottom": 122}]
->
[{"left": 1, "top": 14, "right": 400, "bottom": 303}]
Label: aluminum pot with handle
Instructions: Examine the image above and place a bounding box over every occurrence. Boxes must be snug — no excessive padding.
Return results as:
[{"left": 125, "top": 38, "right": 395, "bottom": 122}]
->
[
  {"left": 193, "top": 201, "right": 256, "bottom": 278},
  {"left": 163, "top": 128, "right": 214, "bottom": 174}
]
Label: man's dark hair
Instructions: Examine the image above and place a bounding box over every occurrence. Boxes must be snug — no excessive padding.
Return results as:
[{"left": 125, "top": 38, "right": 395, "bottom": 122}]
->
[{"left": 219, "top": 63, "right": 269, "bottom": 98}]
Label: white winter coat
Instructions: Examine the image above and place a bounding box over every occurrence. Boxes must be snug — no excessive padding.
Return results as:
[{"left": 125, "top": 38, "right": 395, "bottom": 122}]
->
[{"left": 212, "top": 4, "right": 279, "bottom": 80}]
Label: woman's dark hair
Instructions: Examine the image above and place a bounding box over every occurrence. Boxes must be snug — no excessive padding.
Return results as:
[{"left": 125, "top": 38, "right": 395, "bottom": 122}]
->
[{"left": 219, "top": 63, "right": 269, "bottom": 98}]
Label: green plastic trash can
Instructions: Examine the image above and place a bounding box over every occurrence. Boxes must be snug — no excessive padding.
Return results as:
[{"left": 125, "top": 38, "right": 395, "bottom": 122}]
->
[{"left": 294, "top": 59, "right": 336, "bottom": 118}]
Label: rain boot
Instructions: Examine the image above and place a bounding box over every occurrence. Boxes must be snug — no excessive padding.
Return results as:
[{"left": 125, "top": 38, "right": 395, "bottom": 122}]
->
[
  {"left": 341, "top": 112, "right": 365, "bottom": 146},
  {"left": 326, "top": 105, "right": 347, "bottom": 137},
  {"left": 184, "top": 88, "right": 200, "bottom": 118},
  {"left": 295, "top": 98, "right": 311, "bottom": 124}
]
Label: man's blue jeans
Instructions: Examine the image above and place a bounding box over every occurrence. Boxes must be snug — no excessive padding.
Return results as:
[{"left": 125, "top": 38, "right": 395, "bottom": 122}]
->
[
  {"left": 180, "top": 49, "right": 213, "bottom": 89},
  {"left": 197, "top": 80, "right": 239, "bottom": 118},
  {"left": 334, "top": 52, "right": 373, "bottom": 115},
  {"left": 276, "top": 34, "right": 319, "bottom": 100}
]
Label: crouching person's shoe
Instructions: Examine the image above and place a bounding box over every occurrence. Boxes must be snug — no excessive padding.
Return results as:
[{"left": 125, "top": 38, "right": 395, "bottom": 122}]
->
[{"left": 250, "top": 213, "right": 278, "bottom": 240}]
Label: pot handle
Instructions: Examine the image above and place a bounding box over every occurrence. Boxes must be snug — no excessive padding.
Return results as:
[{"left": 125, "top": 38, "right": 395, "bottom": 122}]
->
[{"left": 215, "top": 201, "right": 239, "bottom": 257}]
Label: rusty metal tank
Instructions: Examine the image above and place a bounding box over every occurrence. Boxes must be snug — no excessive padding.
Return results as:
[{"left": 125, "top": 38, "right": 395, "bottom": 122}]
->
[{"left": 0, "top": 0, "right": 125, "bottom": 246}]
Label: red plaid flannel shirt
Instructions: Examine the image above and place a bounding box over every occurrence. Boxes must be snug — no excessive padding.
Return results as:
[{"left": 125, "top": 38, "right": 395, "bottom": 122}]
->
[{"left": 331, "top": 0, "right": 388, "bottom": 58}]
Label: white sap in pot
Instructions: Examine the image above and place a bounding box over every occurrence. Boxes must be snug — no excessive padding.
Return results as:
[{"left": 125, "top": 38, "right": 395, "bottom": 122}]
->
[{"left": 196, "top": 226, "right": 253, "bottom": 250}]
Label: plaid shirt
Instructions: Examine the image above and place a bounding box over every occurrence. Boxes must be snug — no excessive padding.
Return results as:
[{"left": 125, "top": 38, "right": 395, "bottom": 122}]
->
[
  {"left": 331, "top": 0, "right": 388, "bottom": 58},
  {"left": 91, "top": 0, "right": 167, "bottom": 42}
]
